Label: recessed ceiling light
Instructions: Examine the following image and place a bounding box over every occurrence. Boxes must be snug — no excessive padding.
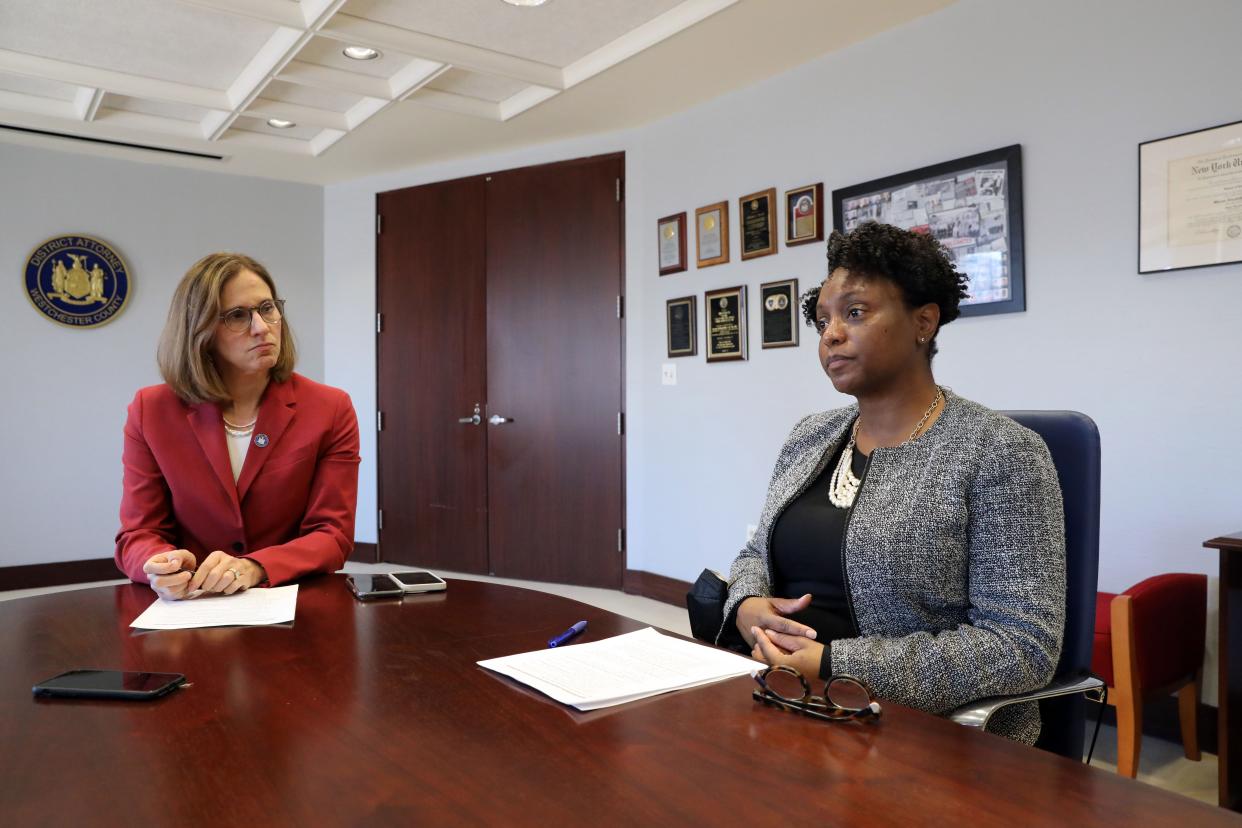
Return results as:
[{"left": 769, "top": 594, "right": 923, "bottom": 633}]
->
[
  {"left": 342, "top": 45, "right": 381, "bottom": 61},
  {"left": 502, "top": 0, "right": 549, "bottom": 6},
  {"left": 267, "top": 118, "right": 296, "bottom": 129}
]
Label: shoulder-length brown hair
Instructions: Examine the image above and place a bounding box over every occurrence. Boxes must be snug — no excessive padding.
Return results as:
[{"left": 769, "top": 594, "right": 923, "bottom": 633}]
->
[{"left": 157, "top": 252, "right": 297, "bottom": 404}]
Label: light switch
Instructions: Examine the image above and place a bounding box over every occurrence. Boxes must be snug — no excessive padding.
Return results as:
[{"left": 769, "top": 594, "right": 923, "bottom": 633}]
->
[{"left": 661, "top": 363, "right": 677, "bottom": 385}]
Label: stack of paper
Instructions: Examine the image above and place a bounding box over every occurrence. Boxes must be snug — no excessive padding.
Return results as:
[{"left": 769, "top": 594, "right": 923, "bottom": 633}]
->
[
  {"left": 478, "top": 627, "right": 763, "bottom": 710},
  {"left": 130, "top": 585, "right": 299, "bottom": 630}
]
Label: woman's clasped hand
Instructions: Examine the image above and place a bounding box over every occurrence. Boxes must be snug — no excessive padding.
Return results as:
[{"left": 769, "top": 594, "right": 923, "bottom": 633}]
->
[{"left": 141, "top": 549, "right": 266, "bottom": 600}]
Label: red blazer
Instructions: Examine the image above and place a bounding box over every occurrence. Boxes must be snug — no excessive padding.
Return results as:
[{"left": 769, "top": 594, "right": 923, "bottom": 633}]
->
[{"left": 115, "top": 373, "right": 360, "bottom": 586}]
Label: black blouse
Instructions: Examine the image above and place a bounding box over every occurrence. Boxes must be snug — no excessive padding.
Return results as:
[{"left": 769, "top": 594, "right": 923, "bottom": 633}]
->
[{"left": 769, "top": 435, "right": 867, "bottom": 677}]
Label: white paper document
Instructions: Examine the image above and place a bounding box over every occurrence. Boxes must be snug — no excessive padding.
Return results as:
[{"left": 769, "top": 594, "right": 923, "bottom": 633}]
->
[
  {"left": 478, "top": 627, "right": 764, "bottom": 710},
  {"left": 130, "top": 585, "right": 299, "bottom": 630}
]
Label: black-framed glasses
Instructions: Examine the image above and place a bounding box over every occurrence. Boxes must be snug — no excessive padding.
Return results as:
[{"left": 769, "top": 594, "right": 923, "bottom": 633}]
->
[
  {"left": 219, "top": 299, "right": 285, "bottom": 332},
  {"left": 752, "top": 665, "right": 881, "bottom": 723}
]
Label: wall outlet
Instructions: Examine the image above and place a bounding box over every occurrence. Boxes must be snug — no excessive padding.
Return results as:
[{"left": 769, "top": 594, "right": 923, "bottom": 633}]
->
[
  {"left": 661, "top": 363, "right": 677, "bottom": 385},
  {"left": 746, "top": 524, "right": 758, "bottom": 543}
]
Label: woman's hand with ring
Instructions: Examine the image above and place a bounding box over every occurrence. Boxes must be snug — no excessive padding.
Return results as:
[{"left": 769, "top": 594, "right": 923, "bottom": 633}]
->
[{"left": 187, "top": 551, "right": 263, "bottom": 595}]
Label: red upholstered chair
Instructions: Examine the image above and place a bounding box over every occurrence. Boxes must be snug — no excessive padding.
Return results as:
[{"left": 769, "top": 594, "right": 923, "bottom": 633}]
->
[{"left": 1092, "top": 573, "right": 1207, "bottom": 777}]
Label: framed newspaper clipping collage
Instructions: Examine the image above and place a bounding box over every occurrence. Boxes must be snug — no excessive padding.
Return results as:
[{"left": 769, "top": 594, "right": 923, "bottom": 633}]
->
[{"left": 832, "top": 144, "right": 1026, "bottom": 317}]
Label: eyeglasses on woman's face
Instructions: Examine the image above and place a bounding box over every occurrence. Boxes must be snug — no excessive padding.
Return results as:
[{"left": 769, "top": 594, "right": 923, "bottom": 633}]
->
[
  {"left": 218, "top": 298, "right": 285, "bottom": 333},
  {"left": 752, "top": 665, "right": 881, "bottom": 724}
]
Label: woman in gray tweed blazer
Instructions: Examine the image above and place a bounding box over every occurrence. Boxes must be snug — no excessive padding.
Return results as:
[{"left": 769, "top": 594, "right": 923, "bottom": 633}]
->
[{"left": 719, "top": 222, "right": 1065, "bottom": 744}]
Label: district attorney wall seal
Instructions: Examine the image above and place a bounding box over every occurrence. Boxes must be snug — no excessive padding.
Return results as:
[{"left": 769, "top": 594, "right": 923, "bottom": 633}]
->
[{"left": 25, "top": 235, "right": 131, "bottom": 328}]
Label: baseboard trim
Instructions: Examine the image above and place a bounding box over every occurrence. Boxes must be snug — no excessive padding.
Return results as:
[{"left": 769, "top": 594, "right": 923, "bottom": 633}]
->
[
  {"left": 2, "top": 541, "right": 381, "bottom": 591},
  {"left": 0, "top": 558, "right": 122, "bottom": 591},
  {"left": 623, "top": 569, "right": 691, "bottom": 608}
]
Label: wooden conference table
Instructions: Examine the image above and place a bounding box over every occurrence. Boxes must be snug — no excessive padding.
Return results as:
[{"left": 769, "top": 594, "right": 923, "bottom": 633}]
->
[{"left": 1, "top": 576, "right": 1234, "bottom": 827}]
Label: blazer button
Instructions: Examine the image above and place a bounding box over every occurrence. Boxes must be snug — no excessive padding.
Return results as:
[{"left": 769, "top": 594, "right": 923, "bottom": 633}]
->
[{"left": 232, "top": 541, "right": 244, "bottom": 553}]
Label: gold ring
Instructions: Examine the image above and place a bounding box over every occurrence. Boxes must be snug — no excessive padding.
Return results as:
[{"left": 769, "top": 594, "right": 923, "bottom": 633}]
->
[{"left": 226, "top": 568, "right": 241, "bottom": 580}]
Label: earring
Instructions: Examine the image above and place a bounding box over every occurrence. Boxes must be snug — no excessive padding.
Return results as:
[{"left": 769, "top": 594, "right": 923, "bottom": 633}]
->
[{"left": 918, "top": 336, "right": 927, "bottom": 344}]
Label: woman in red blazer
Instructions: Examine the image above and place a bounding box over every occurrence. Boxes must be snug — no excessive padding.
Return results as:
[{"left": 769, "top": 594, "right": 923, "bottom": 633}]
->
[{"left": 116, "top": 252, "right": 360, "bottom": 599}]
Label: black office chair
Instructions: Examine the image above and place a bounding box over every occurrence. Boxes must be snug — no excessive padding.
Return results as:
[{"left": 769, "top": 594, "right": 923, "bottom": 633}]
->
[{"left": 949, "top": 411, "right": 1104, "bottom": 760}]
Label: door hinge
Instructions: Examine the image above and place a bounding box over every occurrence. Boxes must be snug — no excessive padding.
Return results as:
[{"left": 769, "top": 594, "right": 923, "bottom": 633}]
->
[
  {"left": 617, "top": 528, "right": 624, "bottom": 552},
  {"left": 377, "top": 411, "right": 384, "bottom": 432},
  {"left": 617, "top": 412, "right": 624, "bottom": 436},
  {"left": 376, "top": 312, "right": 383, "bottom": 333},
  {"left": 376, "top": 214, "right": 382, "bottom": 235},
  {"left": 616, "top": 295, "right": 623, "bottom": 319},
  {"left": 615, "top": 178, "right": 622, "bottom": 202},
  {"left": 378, "top": 509, "right": 384, "bottom": 531}
]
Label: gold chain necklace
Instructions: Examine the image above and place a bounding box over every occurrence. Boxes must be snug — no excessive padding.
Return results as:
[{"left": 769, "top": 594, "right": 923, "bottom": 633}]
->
[{"left": 828, "top": 387, "right": 944, "bottom": 509}]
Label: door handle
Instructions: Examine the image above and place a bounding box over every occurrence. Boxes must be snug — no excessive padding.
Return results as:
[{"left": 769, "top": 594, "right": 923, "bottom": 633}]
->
[
  {"left": 488, "top": 415, "right": 514, "bottom": 425},
  {"left": 458, "top": 404, "right": 482, "bottom": 426}
]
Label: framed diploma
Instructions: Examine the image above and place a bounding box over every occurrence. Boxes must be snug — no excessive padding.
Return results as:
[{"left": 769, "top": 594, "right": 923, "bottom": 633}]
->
[
  {"left": 834, "top": 144, "right": 1025, "bottom": 318},
  {"left": 785, "top": 183, "right": 824, "bottom": 246},
  {"left": 666, "top": 295, "right": 697, "bottom": 357},
  {"left": 760, "top": 279, "right": 799, "bottom": 349},
  {"left": 657, "top": 213, "right": 687, "bottom": 275},
  {"left": 695, "top": 201, "right": 729, "bottom": 268},
  {"left": 1139, "top": 118, "right": 1242, "bottom": 273},
  {"left": 704, "top": 285, "right": 747, "bottom": 362},
  {"left": 740, "top": 188, "right": 777, "bottom": 260}
]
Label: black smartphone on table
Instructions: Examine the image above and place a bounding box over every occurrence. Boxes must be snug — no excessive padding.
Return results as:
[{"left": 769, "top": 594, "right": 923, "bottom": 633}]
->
[
  {"left": 33, "top": 669, "right": 186, "bottom": 700},
  {"left": 346, "top": 574, "right": 405, "bottom": 601}
]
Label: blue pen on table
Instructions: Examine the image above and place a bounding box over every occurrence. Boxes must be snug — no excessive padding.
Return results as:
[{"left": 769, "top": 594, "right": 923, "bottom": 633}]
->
[{"left": 548, "top": 620, "right": 588, "bottom": 648}]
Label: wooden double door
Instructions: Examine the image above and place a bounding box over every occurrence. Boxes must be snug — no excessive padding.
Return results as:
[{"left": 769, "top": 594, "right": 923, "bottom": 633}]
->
[{"left": 376, "top": 153, "right": 624, "bottom": 588}]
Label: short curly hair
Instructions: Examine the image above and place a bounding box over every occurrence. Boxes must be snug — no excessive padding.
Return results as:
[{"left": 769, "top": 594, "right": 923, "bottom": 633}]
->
[{"left": 800, "top": 221, "right": 969, "bottom": 359}]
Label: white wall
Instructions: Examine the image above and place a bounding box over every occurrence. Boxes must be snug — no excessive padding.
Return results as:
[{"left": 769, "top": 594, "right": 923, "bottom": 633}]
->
[
  {"left": 1, "top": 141, "right": 324, "bottom": 568},
  {"left": 324, "top": 0, "right": 1242, "bottom": 699}
]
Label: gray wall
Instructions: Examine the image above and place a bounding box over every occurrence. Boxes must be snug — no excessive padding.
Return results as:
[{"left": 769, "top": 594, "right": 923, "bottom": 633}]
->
[
  {"left": 324, "top": 0, "right": 1242, "bottom": 700},
  {"left": 0, "top": 141, "right": 324, "bottom": 568}
]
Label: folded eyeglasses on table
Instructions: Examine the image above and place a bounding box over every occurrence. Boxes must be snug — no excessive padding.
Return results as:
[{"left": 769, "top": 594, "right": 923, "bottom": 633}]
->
[{"left": 752, "top": 665, "right": 882, "bottom": 723}]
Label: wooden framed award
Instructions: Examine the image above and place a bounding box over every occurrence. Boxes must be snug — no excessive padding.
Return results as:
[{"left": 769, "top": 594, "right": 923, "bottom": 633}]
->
[
  {"left": 657, "top": 212, "right": 687, "bottom": 275},
  {"left": 666, "top": 295, "right": 697, "bottom": 357},
  {"left": 760, "top": 278, "right": 799, "bottom": 349},
  {"left": 739, "top": 187, "right": 777, "bottom": 260},
  {"left": 785, "top": 183, "right": 824, "bottom": 246},
  {"left": 704, "top": 285, "right": 747, "bottom": 362},
  {"left": 695, "top": 201, "right": 729, "bottom": 268}
]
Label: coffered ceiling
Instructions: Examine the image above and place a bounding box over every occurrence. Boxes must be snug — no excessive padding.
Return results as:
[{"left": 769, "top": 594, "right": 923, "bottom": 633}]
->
[{"left": 0, "top": 0, "right": 956, "bottom": 183}]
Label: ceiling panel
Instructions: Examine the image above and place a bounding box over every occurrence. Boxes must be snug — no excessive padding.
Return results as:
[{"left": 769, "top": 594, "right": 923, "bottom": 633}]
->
[
  {"left": 342, "top": 0, "right": 683, "bottom": 66},
  {"left": 263, "top": 79, "right": 361, "bottom": 113},
  {"left": 0, "top": 72, "right": 80, "bottom": 101},
  {"left": 424, "top": 68, "right": 526, "bottom": 103},
  {"left": 0, "top": 0, "right": 279, "bottom": 90},
  {"left": 297, "top": 34, "right": 414, "bottom": 79},
  {"left": 101, "top": 93, "right": 212, "bottom": 122}
]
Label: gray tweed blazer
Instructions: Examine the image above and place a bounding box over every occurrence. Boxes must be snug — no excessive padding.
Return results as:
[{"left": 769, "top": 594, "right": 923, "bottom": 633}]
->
[{"left": 717, "top": 389, "right": 1066, "bottom": 744}]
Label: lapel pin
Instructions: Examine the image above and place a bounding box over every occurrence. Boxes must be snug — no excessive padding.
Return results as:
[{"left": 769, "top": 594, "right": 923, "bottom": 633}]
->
[{"left": 254, "top": 433, "right": 269, "bottom": 448}]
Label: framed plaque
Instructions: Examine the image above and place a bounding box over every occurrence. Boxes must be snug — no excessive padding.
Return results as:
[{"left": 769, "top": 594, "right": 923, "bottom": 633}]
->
[
  {"left": 695, "top": 201, "right": 729, "bottom": 268},
  {"left": 704, "top": 285, "right": 747, "bottom": 362},
  {"left": 760, "top": 278, "right": 799, "bottom": 349},
  {"left": 666, "top": 295, "right": 697, "bottom": 357},
  {"left": 833, "top": 144, "right": 1025, "bottom": 317},
  {"left": 785, "top": 183, "right": 824, "bottom": 246},
  {"left": 657, "top": 212, "right": 687, "bottom": 275},
  {"left": 1139, "top": 118, "right": 1242, "bottom": 273},
  {"left": 740, "top": 188, "right": 777, "bottom": 260}
]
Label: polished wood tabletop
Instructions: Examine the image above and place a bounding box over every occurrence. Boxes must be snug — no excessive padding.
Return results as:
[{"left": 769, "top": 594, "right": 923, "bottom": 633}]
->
[{"left": 0, "top": 575, "right": 1234, "bottom": 826}]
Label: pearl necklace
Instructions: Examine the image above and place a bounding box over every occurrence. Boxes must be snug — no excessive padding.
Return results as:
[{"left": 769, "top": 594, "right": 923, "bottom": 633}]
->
[{"left": 828, "top": 387, "right": 944, "bottom": 509}]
